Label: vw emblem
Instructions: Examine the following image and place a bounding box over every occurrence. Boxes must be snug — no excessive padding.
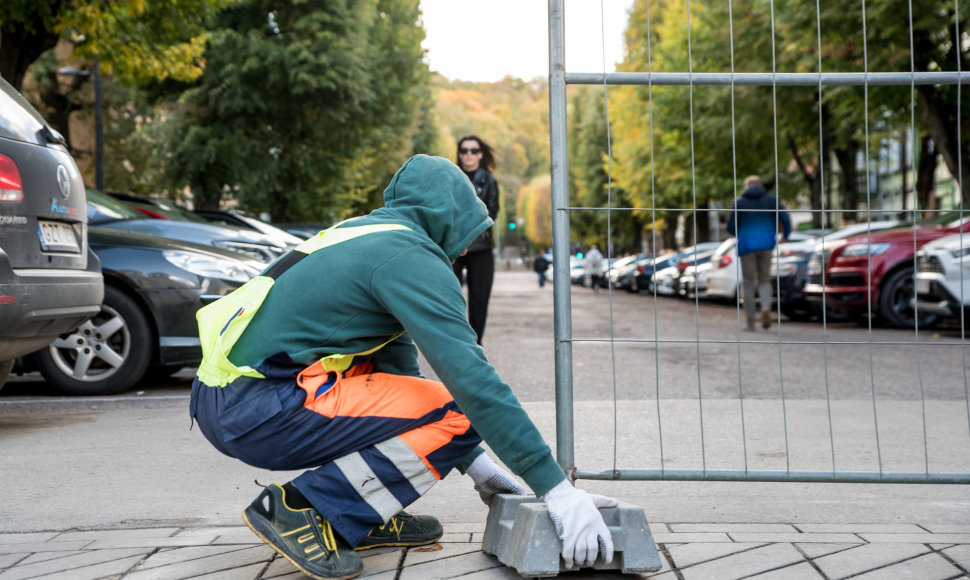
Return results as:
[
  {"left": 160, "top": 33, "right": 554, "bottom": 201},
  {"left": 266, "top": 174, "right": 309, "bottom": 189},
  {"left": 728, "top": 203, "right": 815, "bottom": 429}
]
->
[{"left": 56, "top": 165, "right": 71, "bottom": 198}]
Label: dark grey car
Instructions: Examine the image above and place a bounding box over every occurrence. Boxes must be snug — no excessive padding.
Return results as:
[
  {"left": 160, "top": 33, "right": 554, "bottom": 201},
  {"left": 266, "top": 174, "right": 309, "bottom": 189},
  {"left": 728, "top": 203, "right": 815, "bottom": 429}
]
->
[{"left": 0, "top": 76, "right": 103, "bottom": 389}]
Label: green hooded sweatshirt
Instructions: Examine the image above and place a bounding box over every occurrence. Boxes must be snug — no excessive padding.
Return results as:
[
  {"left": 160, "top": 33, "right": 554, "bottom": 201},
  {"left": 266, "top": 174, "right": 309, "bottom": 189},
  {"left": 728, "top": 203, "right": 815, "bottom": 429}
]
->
[{"left": 229, "top": 155, "right": 566, "bottom": 497}]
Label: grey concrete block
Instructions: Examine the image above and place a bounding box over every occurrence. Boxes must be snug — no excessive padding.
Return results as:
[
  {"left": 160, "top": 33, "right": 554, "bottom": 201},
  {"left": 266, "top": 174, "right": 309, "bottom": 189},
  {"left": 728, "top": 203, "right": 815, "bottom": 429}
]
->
[{"left": 481, "top": 494, "right": 662, "bottom": 577}]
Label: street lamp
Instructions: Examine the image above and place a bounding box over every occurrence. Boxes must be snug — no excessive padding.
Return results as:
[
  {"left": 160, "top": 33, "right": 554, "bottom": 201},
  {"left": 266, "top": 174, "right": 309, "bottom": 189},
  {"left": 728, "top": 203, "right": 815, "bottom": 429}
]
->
[{"left": 57, "top": 56, "right": 103, "bottom": 191}]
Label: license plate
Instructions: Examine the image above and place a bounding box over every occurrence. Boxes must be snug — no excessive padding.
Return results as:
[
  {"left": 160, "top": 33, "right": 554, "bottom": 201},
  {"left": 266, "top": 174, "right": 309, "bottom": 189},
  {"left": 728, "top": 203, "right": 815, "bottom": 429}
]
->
[
  {"left": 37, "top": 220, "right": 80, "bottom": 253},
  {"left": 915, "top": 278, "right": 930, "bottom": 295}
]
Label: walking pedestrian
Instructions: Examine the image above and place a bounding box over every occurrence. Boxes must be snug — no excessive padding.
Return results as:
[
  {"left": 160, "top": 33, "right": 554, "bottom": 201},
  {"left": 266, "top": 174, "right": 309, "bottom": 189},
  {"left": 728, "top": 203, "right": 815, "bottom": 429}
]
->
[
  {"left": 189, "top": 155, "right": 616, "bottom": 580},
  {"left": 452, "top": 135, "right": 499, "bottom": 345},
  {"left": 585, "top": 245, "right": 604, "bottom": 293},
  {"left": 726, "top": 175, "right": 791, "bottom": 330},
  {"left": 533, "top": 253, "right": 550, "bottom": 287}
]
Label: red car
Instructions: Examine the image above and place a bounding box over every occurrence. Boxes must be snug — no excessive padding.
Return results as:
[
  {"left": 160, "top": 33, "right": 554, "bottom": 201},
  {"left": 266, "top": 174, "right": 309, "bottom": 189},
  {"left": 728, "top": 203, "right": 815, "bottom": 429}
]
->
[{"left": 803, "top": 212, "right": 970, "bottom": 329}]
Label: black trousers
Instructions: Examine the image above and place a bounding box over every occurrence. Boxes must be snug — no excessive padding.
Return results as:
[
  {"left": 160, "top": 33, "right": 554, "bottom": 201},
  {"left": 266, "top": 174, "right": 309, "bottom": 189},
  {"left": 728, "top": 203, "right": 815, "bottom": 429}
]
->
[{"left": 452, "top": 248, "right": 494, "bottom": 345}]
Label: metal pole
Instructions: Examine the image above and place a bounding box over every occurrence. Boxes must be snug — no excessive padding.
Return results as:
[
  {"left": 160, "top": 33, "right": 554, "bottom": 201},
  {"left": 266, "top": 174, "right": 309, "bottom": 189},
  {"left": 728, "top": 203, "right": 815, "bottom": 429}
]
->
[
  {"left": 548, "top": 0, "right": 574, "bottom": 476},
  {"left": 93, "top": 55, "right": 103, "bottom": 192}
]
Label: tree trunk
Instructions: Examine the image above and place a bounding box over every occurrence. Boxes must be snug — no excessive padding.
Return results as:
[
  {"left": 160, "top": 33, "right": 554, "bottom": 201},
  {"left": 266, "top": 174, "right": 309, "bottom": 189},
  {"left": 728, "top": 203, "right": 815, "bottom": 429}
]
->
[
  {"left": 786, "top": 134, "right": 822, "bottom": 228},
  {"left": 834, "top": 139, "right": 859, "bottom": 224},
  {"left": 915, "top": 136, "right": 938, "bottom": 211},
  {"left": 917, "top": 85, "right": 970, "bottom": 205},
  {"left": 0, "top": 13, "right": 62, "bottom": 91}
]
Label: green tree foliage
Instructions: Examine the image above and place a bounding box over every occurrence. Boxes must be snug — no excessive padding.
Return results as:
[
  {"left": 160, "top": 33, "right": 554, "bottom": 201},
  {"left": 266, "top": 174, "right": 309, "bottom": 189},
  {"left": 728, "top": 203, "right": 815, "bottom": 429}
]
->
[
  {"left": 160, "top": 0, "right": 431, "bottom": 222},
  {"left": 0, "top": 0, "right": 229, "bottom": 91},
  {"left": 432, "top": 74, "right": 551, "bottom": 249},
  {"left": 612, "top": 0, "right": 969, "bottom": 239},
  {"left": 521, "top": 175, "right": 553, "bottom": 249},
  {"left": 567, "top": 86, "right": 643, "bottom": 254}
]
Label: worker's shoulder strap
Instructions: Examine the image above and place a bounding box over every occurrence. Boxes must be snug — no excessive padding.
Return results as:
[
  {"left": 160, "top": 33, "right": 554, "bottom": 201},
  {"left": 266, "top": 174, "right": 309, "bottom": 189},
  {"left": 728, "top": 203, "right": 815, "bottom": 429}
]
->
[{"left": 195, "top": 221, "right": 410, "bottom": 388}]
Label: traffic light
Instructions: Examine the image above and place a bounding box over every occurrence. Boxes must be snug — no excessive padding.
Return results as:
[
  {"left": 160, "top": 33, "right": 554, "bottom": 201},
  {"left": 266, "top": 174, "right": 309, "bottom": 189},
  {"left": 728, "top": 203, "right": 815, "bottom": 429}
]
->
[
  {"left": 576, "top": 252, "right": 584, "bottom": 259},
  {"left": 509, "top": 222, "right": 517, "bottom": 230}
]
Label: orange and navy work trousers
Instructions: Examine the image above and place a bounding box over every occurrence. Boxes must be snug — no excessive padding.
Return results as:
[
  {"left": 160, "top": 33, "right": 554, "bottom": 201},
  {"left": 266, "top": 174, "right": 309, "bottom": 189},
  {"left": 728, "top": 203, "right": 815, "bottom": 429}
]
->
[{"left": 190, "top": 361, "right": 482, "bottom": 547}]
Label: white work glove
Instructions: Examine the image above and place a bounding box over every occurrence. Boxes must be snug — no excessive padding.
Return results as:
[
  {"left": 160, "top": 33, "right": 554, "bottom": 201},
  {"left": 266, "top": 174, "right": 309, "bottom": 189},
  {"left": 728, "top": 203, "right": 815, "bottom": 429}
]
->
[
  {"left": 465, "top": 453, "right": 526, "bottom": 505},
  {"left": 542, "top": 480, "right": 618, "bottom": 569}
]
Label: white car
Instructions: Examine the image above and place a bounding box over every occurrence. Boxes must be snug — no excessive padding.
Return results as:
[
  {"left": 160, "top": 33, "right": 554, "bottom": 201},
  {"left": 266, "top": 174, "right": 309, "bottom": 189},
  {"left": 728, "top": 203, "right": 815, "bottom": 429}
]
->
[
  {"left": 706, "top": 235, "right": 809, "bottom": 301},
  {"left": 913, "top": 233, "right": 970, "bottom": 320}
]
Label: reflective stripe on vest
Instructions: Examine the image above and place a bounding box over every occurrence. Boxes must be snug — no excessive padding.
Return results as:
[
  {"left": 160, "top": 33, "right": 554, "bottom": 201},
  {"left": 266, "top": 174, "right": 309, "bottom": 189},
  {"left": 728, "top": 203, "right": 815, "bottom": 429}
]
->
[{"left": 195, "top": 222, "right": 411, "bottom": 388}]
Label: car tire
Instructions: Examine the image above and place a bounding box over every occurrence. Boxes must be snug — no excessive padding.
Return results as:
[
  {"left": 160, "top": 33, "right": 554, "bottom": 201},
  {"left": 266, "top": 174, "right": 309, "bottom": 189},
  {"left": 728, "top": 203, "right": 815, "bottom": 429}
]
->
[
  {"left": 34, "top": 286, "right": 153, "bottom": 395},
  {"left": 878, "top": 268, "right": 939, "bottom": 330}
]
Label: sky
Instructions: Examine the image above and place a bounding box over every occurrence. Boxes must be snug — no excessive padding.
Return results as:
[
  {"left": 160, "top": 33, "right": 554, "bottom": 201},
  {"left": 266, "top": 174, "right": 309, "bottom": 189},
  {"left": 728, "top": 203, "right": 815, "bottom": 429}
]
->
[{"left": 419, "top": 0, "right": 636, "bottom": 83}]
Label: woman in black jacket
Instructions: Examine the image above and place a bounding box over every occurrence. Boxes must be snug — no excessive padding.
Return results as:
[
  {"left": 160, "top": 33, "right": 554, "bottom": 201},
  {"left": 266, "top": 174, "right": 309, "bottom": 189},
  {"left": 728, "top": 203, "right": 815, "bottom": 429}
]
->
[{"left": 453, "top": 135, "right": 499, "bottom": 345}]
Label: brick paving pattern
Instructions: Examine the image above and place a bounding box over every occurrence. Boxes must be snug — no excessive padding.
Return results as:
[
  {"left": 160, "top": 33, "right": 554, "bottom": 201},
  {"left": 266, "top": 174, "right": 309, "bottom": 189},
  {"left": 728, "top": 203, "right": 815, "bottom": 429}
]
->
[{"left": 2, "top": 522, "right": 968, "bottom": 579}]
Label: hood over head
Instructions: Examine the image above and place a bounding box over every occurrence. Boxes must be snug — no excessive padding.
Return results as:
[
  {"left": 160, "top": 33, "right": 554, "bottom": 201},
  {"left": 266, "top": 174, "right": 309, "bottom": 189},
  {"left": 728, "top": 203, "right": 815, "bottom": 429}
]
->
[
  {"left": 742, "top": 185, "right": 768, "bottom": 199},
  {"left": 381, "top": 155, "right": 493, "bottom": 261}
]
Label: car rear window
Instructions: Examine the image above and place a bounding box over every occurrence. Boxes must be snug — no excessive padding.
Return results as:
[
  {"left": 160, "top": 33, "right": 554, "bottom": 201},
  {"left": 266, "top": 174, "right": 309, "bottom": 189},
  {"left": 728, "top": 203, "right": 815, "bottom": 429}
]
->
[{"left": 0, "top": 77, "right": 47, "bottom": 145}]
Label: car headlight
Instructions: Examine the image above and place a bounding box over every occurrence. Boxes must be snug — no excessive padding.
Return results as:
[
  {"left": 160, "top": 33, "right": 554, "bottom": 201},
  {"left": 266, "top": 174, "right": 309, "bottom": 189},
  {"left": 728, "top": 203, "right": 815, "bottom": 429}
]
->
[
  {"left": 949, "top": 245, "right": 970, "bottom": 259},
  {"left": 212, "top": 240, "right": 285, "bottom": 263},
  {"left": 163, "top": 250, "right": 261, "bottom": 283},
  {"left": 841, "top": 242, "right": 891, "bottom": 257}
]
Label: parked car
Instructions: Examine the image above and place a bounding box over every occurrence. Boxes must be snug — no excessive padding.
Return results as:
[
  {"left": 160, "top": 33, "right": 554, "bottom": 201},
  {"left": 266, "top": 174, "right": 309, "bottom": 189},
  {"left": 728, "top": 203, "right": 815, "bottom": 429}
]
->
[
  {"left": 913, "top": 233, "right": 970, "bottom": 321},
  {"left": 276, "top": 222, "right": 329, "bottom": 239},
  {"left": 111, "top": 191, "right": 302, "bottom": 251},
  {"left": 20, "top": 228, "right": 262, "bottom": 395},
  {"left": 706, "top": 232, "right": 826, "bottom": 303},
  {"left": 804, "top": 212, "right": 970, "bottom": 328},
  {"left": 770, "top": 221, "right": 903, "bottom": 319},
  {"left": 678, "top": 260, "right": 713, "bottom": 300},
  {"left": 651, "top": 264, "right": 681, "bottom": 296},
  {"left": 609, "top": 253, "right": 653, "bottom": 291},
  {"left": 675, "top": 249, "right": 716, "bottom": 298},
  {"left": 88, "top": 190, "right": 289, "bottom": 263},
  {"left": 631, "top": 252, "right": 683, "bottom": 294},
  {"left": 634, "top": 242, "right": 722, "bottom": 295},
  {"left": 194, "top": 209, "right": 305, "bottom": 246},
  {"left": 0, "top": 75, "right": 103, "bottom": 389}
]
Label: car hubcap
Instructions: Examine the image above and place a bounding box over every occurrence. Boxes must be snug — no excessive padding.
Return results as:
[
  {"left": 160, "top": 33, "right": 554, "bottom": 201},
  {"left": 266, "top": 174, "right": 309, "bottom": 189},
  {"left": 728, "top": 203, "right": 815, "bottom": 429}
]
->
[{"left": 48, "top": 305, "right": 130, "bottom": 381}]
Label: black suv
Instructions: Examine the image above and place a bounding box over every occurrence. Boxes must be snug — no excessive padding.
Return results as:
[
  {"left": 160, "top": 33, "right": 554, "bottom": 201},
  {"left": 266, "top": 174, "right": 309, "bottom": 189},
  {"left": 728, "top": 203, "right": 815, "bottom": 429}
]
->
[{"left": 0, "top": 76, "right": 103, "bottom": 389}]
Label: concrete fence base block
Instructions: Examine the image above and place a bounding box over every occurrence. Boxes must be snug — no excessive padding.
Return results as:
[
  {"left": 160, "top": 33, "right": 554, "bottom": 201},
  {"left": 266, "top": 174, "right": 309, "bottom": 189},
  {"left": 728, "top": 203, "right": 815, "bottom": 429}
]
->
[{"left": 482, "top": 494, "right": 662, "bottom": 577}]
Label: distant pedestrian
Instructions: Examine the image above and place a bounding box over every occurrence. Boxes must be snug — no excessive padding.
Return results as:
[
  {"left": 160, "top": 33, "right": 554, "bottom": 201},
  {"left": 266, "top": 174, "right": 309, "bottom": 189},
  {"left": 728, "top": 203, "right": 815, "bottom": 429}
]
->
[
  {"left": 726, "top": 175, "right": 791, "bottom": 330},
  {"left": 452, "top": 135, "right": 499, "bottom": 345},
  {"left": 585, "top": 245, "right": 604, "bottom": 293},
  {"left": 533, "top": 253, "right": 550, "bottom": 287}
]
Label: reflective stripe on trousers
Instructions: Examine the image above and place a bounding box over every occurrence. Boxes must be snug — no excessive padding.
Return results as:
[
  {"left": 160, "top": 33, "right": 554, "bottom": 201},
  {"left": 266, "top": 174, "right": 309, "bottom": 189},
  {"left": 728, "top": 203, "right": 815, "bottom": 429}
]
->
[{"left": 190, "top": 367, "right": 482, "bottom": 546}]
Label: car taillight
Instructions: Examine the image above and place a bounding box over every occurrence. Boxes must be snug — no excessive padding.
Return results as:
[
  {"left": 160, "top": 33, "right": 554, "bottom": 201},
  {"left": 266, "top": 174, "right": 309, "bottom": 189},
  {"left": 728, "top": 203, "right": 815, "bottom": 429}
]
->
[
  {"left": 718, "top": 254, "right": 732, "bottom": 269},
  {"left": 0, "top": 154, "right": 23, "bottom": 202},
  {"left": 636, "top": 265, "right": 646, "bottom": 273},
  {"left": 678, "top": 262, "right": 688, "bottom": 272}
]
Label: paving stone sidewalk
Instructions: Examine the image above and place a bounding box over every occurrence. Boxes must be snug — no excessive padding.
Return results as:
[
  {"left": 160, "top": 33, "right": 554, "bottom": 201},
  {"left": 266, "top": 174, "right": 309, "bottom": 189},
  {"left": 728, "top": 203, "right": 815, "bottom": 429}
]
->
[{"left": 2, "top": 521, "right": 969, "bottom": 580}]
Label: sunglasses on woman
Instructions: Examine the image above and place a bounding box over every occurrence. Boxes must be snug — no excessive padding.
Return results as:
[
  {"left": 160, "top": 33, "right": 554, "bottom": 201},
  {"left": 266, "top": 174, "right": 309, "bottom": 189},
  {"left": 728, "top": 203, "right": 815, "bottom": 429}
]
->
[{"left": 459, "top": 148, "right": 481, "bottom": 155}]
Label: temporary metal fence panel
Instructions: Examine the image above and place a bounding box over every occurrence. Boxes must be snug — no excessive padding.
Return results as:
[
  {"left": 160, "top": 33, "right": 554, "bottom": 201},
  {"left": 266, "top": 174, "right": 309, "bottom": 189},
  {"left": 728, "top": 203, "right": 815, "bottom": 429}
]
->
[{"left": 547, "top": 0, "right": 970, "bottom": 484}]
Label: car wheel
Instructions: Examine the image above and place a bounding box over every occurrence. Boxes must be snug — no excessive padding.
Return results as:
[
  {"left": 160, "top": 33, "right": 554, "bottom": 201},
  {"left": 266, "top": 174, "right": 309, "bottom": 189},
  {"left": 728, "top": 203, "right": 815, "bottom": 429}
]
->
[
  {"left": 878, "top": 268, "right": 939, "bottom": 330},
  {"left": 34, "top": 286, "right": 153, "bottom": 395},
  {"left": 0, "top": 359, "right": 12, "bottom": 392}
]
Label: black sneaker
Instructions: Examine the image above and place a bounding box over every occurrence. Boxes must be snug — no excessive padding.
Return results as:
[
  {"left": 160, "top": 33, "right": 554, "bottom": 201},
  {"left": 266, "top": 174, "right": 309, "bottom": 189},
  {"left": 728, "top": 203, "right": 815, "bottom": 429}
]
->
[
  {"left": 242, "top": 483, "right": 362, "bottom": 580},
  {"left": 355, "top": 511, "right": 443, "bottom": 550}
]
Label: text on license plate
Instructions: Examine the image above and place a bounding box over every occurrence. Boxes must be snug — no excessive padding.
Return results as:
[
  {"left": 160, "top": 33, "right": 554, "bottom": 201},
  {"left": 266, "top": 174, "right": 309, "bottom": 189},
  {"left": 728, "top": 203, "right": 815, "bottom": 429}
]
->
[{"left": 37, "top": 220, "right": 80, "bottom": 253}]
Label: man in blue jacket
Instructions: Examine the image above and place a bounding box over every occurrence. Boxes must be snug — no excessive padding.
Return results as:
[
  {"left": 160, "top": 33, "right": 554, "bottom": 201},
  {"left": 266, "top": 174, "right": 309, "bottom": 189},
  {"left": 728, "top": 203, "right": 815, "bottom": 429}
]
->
[{"left": 726, "top": 175, "right": 791, "bottom": 330}]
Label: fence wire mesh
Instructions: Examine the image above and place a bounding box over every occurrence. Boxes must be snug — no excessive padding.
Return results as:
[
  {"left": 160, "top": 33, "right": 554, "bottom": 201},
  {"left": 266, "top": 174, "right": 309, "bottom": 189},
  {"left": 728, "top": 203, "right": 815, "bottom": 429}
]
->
[{"left": 548, "top": 0, "right": 970, "bottom": 484}]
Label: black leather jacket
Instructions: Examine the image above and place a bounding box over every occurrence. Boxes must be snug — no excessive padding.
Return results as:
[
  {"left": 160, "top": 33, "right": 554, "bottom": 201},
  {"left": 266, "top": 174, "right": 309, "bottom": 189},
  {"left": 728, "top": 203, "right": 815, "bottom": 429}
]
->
[{"left": 464, "top": 168, "right": 499, "bottom": 253}]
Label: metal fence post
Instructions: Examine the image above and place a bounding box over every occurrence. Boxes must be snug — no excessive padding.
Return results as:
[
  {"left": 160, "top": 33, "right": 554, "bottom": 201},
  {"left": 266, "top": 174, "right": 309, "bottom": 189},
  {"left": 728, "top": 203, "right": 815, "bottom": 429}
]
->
[{"left": 548, "top": 0, "right": 575, "bottom": 477}]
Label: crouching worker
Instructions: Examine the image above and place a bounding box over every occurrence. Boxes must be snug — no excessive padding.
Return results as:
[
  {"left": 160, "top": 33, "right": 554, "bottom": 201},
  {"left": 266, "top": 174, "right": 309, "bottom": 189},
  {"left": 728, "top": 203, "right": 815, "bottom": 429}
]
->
[{"left": 189, "top": 155, "right": 616, "bottom": 579}]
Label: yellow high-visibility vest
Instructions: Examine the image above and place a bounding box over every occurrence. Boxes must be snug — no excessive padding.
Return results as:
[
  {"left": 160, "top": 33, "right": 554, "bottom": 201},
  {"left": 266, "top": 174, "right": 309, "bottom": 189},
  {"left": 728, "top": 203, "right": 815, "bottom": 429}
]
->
[{"left": 195, "top": 221, "right": 410, "bottom": 387}]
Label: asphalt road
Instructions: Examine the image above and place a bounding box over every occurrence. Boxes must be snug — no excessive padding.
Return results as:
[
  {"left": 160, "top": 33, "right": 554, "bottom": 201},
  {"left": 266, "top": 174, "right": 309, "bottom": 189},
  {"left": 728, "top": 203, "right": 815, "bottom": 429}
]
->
[{"left": 1, "top": 269, "right": 968, "bottom": 533}]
